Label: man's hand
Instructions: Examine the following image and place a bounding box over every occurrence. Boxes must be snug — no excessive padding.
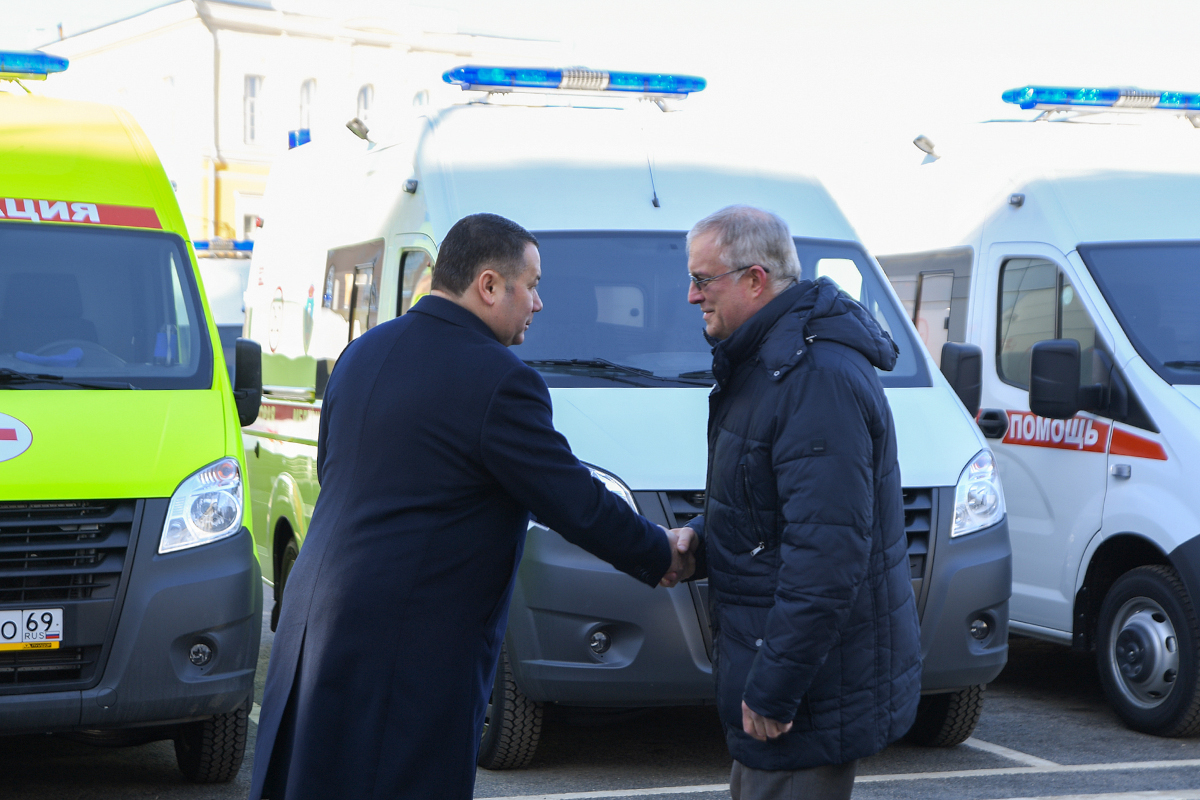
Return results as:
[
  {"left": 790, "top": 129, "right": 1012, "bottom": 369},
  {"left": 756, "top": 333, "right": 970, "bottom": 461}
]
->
[
  {"left": 659, "top": 526, "right": 698, "bottom": 587},
  {"left": 742, "top": 700, "right": 793, "bottom": 742}
]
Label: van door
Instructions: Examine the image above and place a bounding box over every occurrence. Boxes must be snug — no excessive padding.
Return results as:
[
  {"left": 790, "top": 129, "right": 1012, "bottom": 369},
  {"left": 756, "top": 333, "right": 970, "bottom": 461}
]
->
[
  {"left": 980, "top": 245, "right": 1109, "bottom": 635},
  {"left": 383, "top": 234, "right": 437, "bottom": 322}
]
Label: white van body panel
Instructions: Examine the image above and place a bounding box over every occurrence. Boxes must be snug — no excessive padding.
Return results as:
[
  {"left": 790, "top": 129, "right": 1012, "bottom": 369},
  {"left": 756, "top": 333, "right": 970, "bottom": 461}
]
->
[{"left": 875, "top": 115, "right": 1200, "bottom": 646}]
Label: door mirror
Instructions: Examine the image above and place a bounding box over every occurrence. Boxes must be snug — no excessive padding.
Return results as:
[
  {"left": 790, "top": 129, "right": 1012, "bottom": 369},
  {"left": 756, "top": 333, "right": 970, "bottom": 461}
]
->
[
  {"left": 233, "top": 338, "right": 263, "bottom": 427},
  {"left": 1029, "top": 339, "right": 1081, "bottom": 419},
  {"left": 939, "top": 342, "right": 982, "bottom": 417}
]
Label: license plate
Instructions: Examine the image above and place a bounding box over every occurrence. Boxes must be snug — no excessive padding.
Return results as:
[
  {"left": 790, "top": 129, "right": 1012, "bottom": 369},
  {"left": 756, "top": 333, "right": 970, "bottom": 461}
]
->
[{"left": 0, "top": 608, "right": 63, "bottom": 650}]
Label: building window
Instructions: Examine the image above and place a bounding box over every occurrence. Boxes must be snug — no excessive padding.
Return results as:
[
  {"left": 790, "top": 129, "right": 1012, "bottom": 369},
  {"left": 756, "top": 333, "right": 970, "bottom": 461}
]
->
[
  {"left": 244, "top": 75, "right": 263, "bottom": 144},
  {"left": 357, "top": 84, "right": 373, "bottom": 124},
  {"left": 299, "top": 79, "right": 316, "bottom": 130}
]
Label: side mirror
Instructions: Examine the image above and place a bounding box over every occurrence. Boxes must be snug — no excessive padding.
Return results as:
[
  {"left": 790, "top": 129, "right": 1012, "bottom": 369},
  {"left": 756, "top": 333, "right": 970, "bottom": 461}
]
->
[
  {"left": 1029, "top": 339, "right": 1081, "bottom": 419},
  {"left": 233, "top": 338, "right": 263, "bottom": 427},
  {"left": 939, "top": 342, "right": 982, "bottom": 417}
]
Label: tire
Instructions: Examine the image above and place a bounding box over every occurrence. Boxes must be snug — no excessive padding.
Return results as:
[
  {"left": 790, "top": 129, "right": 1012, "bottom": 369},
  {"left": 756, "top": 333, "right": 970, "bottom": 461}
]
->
[
  {"left": 174, "top": 698, "right": 250, "bottom": 783},
  {"left": 906, "top": 684, "right": 985, "bottom": 746},
  {"left": 1096, "top": 565, "right": 1200, "bottom": 736},
  {"left": 477, "top": 642, "right": 542, "bottom": 770},
  {"left": 271, "top": 536, "right": 299, "bottom": 632}
]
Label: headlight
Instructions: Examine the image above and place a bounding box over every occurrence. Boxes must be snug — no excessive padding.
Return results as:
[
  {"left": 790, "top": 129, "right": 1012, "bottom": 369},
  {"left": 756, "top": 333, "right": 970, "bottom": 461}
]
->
[
  {"left": 160, "top": 458, "right": 245, "bottom": 553},
  {"left": 586, "top": 464, "right": 638, "bottom": 512},
  {"left": 951, "top": 449, "right": 1005, "bottom": 538}
]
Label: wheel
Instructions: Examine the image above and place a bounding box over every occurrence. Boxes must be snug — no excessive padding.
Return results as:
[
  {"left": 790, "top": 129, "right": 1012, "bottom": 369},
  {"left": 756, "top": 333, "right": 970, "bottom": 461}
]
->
[
  {"left": 1096, "top": 565, "right": 1200, "bottom": 736},
  {"left": 477, "top": 642, "right": 542, "bottom": 770},
  {"left": 271, "top": 536, "right": 299, "bottom": 632},
  {"left": 174, "top": 698, "right": 250, "bottom": 783},
  {"left": 906, "top": 684, "right": 985, "bottom": 746}
]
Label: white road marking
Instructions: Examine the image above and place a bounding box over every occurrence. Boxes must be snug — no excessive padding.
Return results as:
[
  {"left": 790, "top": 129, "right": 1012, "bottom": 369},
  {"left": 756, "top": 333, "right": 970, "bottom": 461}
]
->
[
  {"left": 963, "top": 736, "right": 1060, "bottom": 767},
  {"left": 250, "top": 702, "right": 261, "bottom": 725},
  {"left": 476, "top": 760, "right": 1200, "bottom": 800}
]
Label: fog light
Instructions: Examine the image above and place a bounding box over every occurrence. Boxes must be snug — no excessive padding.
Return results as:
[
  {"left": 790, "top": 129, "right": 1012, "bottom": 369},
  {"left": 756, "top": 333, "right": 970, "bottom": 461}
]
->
[
  {"left": 189, "top": 643, "right": 213, "bottom": 666},
  {"left": 969, "top": 618, "right": 991, "bottom": 640},
  {"left": 589, "top": 630, "right": 611, "bottom": 654}
]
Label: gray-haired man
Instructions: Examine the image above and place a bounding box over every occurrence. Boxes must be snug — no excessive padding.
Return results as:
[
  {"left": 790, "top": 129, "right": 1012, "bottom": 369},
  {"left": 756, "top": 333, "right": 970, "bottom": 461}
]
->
[{"left": 681, "top": 205, "right": 921, "bottom": 799}]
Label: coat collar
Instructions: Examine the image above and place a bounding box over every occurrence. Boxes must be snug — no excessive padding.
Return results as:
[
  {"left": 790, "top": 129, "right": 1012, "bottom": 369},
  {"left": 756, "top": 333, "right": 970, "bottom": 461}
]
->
[
  {"left": 711, "top": 283, "right": 805, "bottom": 387},
  {"left": 408, "top": 295, "right": 500, "bottom": 343}
]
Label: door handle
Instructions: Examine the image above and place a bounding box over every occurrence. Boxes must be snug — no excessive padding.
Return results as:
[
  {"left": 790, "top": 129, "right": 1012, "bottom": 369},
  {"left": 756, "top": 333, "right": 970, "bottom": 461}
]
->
[{"left": 977, "top": 408, "right": 1009, "bottom": 439}]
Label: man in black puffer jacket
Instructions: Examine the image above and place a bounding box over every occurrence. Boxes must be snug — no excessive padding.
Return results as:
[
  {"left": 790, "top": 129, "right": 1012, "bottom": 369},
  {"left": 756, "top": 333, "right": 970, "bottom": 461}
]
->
[{"left": 679, "top": 206, "right": 921, "bottom": 799}]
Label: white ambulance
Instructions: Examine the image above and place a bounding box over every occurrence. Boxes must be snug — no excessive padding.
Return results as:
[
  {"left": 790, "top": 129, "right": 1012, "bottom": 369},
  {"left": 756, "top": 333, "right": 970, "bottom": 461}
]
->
[
  {"left": 243, "top": 65, "right": 1011, "bottom": 767},
  {"left": 876, "top": 85, "right": 1200, "bottom": 737}
]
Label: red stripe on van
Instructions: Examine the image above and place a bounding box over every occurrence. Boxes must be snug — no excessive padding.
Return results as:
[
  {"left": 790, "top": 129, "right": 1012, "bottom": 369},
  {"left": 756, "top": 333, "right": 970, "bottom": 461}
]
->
[
  {"left": 95, "top": 204, "right": 161, "bottom": 229},
  {"left": 1109, "top": 428, "right": 1167, "bottom": 461},
  {"left": 0, "top": 429, "right": 15, "bottom": 441}
]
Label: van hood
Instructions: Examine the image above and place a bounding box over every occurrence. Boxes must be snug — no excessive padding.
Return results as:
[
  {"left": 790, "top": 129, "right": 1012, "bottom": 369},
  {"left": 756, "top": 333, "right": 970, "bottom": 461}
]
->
[
  {"left": 1173, "top": 385, "right": 1200, "bottom": 413},
  {"left": 548, "top": 385, "right": 984, "bottom": 493},
  {"left": 0, "top": 391, "right": 228, "bottom": 500}
]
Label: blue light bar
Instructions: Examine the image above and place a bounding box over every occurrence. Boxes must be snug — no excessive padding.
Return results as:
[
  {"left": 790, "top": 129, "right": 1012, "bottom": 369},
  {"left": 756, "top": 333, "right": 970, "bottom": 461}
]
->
[
  {"left": 442, "top": 65, "right": 706, "bottom": 97},
  {"left": 0, "top": 50, "right": 68, "bottom": 77},
  {"left": 1002, "top": 85, "right": 1200, "bottom": 111}
]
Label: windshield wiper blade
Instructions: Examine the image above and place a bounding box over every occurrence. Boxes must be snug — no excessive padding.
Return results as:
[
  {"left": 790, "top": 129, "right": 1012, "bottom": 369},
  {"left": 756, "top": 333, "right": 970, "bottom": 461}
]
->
[
  {"left": 678, "top": 369, "right": 714, "bottom": 379},
  {"left": 523, "top": 359, "right": 713, "bottom": 386},
  {"left": 0, "top": 367, "right": 135, "bottom": 390},
  {"left": 1164, "top": 360, "right": 1200, "bottom": 370}
]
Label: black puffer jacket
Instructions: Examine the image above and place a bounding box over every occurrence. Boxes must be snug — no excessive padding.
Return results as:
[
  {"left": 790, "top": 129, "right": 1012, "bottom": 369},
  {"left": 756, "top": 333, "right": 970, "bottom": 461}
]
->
[{"left": 688, "top": 278, "right": 921, "bottom": 770}]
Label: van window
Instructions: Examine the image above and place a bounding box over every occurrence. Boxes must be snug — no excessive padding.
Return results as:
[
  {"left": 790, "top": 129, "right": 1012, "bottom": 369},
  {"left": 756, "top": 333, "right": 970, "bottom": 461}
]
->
[
  {"left": 521, "top": 232, "right": 928, "bottom": 389},
  {"left": 323, "top": 240, "right": 383, "bottom": 341},
  {"left": 397, "top": 250, "right": 433, "bottom": 316},
  {"left": 0, "top": 223, "right": 212, "bottom": 389},
  {"left": 998, "top": 258, "right": 1095, "bottom": 387},
  {"left": 1079, "top": 241, "right": 1200, "bottom": 386}
]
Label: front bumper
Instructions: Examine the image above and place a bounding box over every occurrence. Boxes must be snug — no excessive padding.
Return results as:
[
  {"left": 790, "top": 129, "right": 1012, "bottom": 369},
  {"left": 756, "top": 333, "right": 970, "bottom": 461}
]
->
[
  {"left": 915, "top": 488, "right": 1011, "bottom": 691},
  {"left": 0, "top": 499, "right": 261, "bottom": 734}
]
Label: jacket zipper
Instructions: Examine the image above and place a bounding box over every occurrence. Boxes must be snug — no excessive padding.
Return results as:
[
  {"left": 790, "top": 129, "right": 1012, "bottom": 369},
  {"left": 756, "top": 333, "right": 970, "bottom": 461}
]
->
[{"left": 743, "top": 470, "right": 766, "bottom": 557}]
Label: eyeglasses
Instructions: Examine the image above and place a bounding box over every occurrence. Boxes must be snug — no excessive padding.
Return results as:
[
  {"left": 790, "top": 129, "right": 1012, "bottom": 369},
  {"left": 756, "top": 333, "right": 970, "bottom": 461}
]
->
[{"left": 687, "top": 264, "right": 770, "bottom": 290}]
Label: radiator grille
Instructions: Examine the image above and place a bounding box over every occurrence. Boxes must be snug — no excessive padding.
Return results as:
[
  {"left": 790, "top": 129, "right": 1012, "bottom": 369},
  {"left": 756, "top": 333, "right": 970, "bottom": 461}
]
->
[
  {"left": 664, "top": 491, "right": 705, "bottom": 528},
  {"left": 0, "top": 501, "right": 132, "bottom": 605},
  {"left": 0, "top": 646, "right": 98, "bottom": 685},
  {"left": 903, "top": 488, "right": 935, "bottom": 605}
]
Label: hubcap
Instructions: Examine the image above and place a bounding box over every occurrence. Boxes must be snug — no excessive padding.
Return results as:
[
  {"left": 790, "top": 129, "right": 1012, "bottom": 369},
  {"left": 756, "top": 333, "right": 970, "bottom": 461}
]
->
[{"left": 1107, "top": 596, "right": 1180, "bottom": 709}]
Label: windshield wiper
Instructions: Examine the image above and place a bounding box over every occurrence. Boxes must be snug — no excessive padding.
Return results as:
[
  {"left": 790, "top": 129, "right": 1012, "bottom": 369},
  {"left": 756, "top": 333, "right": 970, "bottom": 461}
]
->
[
  {"left": 0, "top": 367, "right": 136, "bottom": 390},
  {"left": 1164, "top": 361, "right": 1200, "bottom": 371},
  {"left": 678, "top": 369, "right": 714, "bottom": 379},
  {"left": 523, "top": 359, "right": 713, "bottom": 387}
]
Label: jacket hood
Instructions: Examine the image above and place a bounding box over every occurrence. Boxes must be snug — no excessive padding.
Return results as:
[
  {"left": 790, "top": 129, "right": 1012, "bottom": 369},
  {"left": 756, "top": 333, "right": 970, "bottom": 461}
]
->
[{"left": 713, "top": 278, "right": 899, "bottom": 385}]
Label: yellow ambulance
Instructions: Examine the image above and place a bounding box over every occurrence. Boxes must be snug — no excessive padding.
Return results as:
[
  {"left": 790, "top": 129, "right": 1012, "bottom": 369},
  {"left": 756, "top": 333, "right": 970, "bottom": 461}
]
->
[{"left": 0, "top": 50, "right": 262, "bottom": 782}]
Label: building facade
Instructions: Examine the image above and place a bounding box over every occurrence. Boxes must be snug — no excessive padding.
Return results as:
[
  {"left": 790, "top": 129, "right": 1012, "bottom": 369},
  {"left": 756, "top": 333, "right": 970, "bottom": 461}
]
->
[{"left": 38, "top": 0, "right": 560, "bottom": 249}]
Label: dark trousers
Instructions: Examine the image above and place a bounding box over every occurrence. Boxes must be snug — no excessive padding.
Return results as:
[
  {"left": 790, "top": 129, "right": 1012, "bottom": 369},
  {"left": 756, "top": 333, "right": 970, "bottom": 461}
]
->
[{"left": 730, "top": 759, "right": 858, "bottom": 800}]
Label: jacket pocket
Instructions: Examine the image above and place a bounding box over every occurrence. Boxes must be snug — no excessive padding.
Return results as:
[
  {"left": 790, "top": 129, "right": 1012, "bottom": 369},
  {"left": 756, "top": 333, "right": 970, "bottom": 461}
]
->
[{"left": 741, "top": 466, "right": 767, "bottom": 558}]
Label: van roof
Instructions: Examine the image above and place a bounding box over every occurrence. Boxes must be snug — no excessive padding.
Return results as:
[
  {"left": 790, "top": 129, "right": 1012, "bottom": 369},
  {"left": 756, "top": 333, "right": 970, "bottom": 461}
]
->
[
  {"left": 414, "top": 102, "right": 859, "bottom": 242},
  {"left": 0, "top": 93, "right": 180, "bottom": 234},
  {"left": 868, "top": 116, "right": 1200, "bottom": 255}
]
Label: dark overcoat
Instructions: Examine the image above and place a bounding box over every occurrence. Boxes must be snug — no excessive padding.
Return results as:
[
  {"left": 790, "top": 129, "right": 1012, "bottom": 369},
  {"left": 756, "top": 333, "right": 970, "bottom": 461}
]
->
[
  {"left": 249, "top": 295, "right": 671, "bottom": 799},
  {"left": 688, "top": 278, "right": 922, "bottom": 770}
]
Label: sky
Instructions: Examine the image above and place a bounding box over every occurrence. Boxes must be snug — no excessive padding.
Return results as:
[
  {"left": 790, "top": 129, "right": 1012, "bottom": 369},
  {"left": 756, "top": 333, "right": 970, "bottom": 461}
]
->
[{"left": 4, "top": 0, "right": 1200, "bottom": 248}]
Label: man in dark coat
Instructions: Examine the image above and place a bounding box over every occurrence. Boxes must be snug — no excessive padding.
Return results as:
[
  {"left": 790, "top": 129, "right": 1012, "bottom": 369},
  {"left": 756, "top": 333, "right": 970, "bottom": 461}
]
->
[
  {"left": 249, "top": 213, "right": 693, "bottom": 800},
  {"left": 680, "top": 206, "right": 922, "bottom": 800}
]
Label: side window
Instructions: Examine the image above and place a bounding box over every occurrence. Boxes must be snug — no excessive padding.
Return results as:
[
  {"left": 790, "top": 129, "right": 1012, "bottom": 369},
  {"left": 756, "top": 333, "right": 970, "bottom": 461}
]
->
[
  {"left": 397, "top": 250, "right": 433, "bottom": 316},
  {"left": 323, "top": 239, "right": 384, "bottom": 342},
  {"left": 998, "top": 258, "right": 1096, "bottom": 386},
  {"left": 815, "top": 258, "right": 863, "bottom": 300}
]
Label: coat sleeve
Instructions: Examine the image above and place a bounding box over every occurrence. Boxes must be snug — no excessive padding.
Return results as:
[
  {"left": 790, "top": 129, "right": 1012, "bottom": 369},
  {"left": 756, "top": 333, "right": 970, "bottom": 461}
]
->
[
  {"left": 479, "top": 363, "right": 672, "bottom": 587},
  {"left": 741, "top": 366, "right": 875, "bottom": 722}
]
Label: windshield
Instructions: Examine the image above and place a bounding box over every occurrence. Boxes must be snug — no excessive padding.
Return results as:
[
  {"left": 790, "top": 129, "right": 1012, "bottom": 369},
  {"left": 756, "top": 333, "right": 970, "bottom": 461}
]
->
[
  {"left": 0, "top": 223, "right": 212, "bottom": 389},
  {"left": 1078, "top": 242, "right": 1200, "bottom": 385},
  {"left": 521, "top": 232, "right": 927, "bottom": 388}
]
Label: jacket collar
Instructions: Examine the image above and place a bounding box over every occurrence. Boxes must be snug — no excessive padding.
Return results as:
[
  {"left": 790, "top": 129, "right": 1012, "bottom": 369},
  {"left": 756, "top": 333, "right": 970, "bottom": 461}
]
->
[
  {"left": 408, "top": 294, "right": 500, "bottom": 343},
  {"left": 711, "top": 283, "right": 805, "bottom": 386}
]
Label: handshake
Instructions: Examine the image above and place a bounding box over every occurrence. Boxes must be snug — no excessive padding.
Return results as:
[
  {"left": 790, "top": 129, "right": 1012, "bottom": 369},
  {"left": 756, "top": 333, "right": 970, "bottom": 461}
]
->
[{"left": 659, "top": 526, "right": 699, "bottom": 588}]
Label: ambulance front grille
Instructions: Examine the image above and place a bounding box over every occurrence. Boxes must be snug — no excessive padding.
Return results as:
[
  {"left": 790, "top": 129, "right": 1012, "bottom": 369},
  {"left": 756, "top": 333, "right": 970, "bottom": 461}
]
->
[
  {"left": 664, "top": 491, "right": 706, "bottom": 528},
  {"left": 0, "top": 646, "right": 98, "bottom": 685},
  {"left": 0, "top": 501, "right": 132, "bottom": 604},
  {"left": 903, "top": 488, "right": 935, "bottom": 611}
]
